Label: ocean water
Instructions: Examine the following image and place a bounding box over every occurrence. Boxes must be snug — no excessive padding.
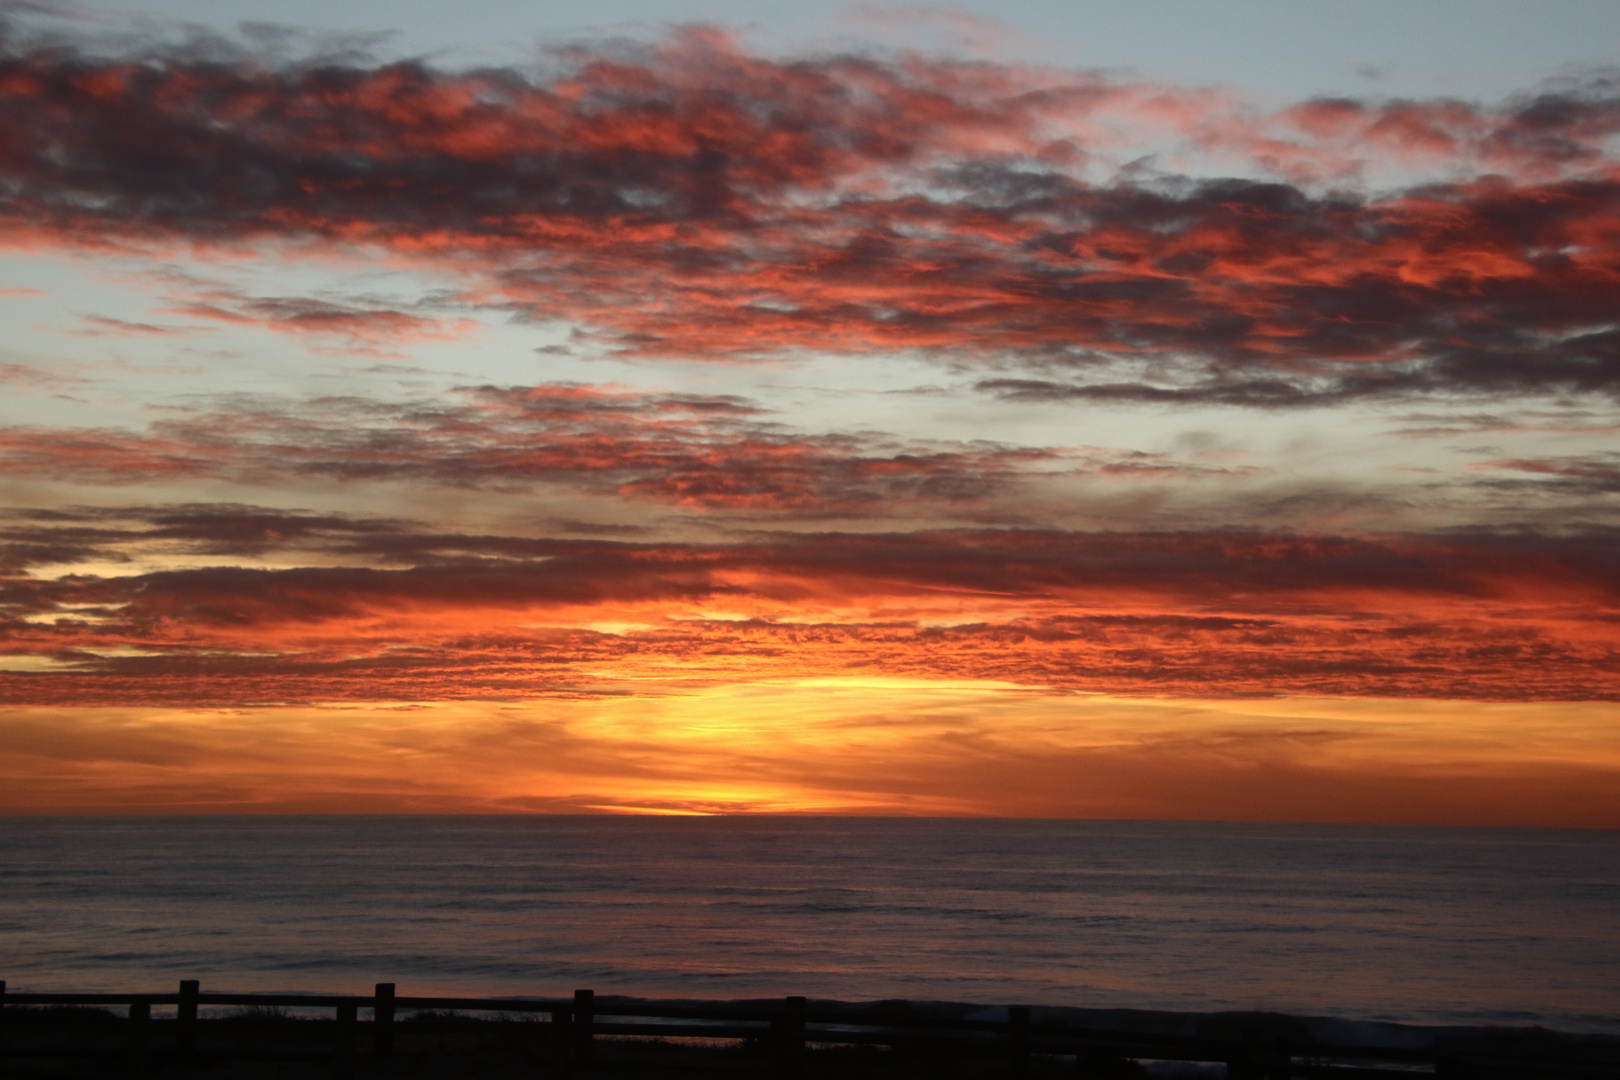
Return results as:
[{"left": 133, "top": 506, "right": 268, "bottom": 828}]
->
[{"left": 1, "top": 817, "right": 1616, "bottom": 1034}]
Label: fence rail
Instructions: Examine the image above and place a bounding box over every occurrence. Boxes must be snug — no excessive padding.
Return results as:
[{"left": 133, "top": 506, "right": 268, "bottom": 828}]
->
[{"left": 1, "top": 979, "right": 1608, "bottom": 1080}]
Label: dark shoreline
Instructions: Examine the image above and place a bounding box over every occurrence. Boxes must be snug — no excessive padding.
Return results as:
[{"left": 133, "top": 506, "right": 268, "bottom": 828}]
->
[{"left": 4, "top": 991, "right": 1618, "bottom": 1080}]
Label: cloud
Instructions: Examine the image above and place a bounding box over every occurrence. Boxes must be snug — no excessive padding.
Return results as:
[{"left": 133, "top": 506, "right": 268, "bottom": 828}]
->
[
  {"left": 2, "top": 30, "right": 1618, "bottom": 398},
  {"left": 4, "top": 512, "right": 1617, "bottom": 706},
  {"left": 160, "top": 283, "right": 479, "bottom": 352},
  {"left": 6, "top": 695, "right": 1620, "bottom": 823},
  {"left": 1480, "top": 453, "right": 1620, "bottom": 494},
  {"left": 1384, "top": 408, "right": 1620, "bottom": 438},
  {"left": 973, "top": 376, "right": 1402, "bottom": 409},
  {"left": 71, "top": 314, "right": 202, "bottom": 337},
  {"left": 0, "top": 0, "right": 92, "bottom": 17},
  {"left": 0, "top": 382, "right": 1100, "bottom": 512},
  {"left": 836, "top": 5, "right": 1044, "bottom": 58},
  {"left": 0, "top": 361, "right": 87, "bottom": 388},
  {"left": 0, "top": 425, "right": 215, "bottom": 480}
]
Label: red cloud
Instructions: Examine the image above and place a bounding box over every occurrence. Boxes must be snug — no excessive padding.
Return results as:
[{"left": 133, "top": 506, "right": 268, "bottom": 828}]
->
[
  {"left": 0, "top": 361, "right": 87, "bottom": 388},
  {"left": 72, "top": 314, "right": 201, "bottom": 337},
  {"left": 0, "top": 426, "right": 214, "bottom": 480},
  {"left": 161, "top": 284, "right": 478, "bottom": 350},
  {"left": 2, "top": 31, "right": 1618, "bottom": 398}
]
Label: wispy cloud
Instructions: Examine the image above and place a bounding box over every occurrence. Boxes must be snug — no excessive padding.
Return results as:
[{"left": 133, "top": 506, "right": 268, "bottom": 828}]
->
[
  {"left": 0, "top": 361, "right": 88, "bottom": 389},
  {"left": 71, "top": 313, "right": 203, "bottom": 337},
  {"left": 159, "top": 283, "right": 478, "bottom": 352},
  {"left": 1478, "top": 452, "right": 1620, "bottom": 494},
  {"left": 0, "top": 383, "right": 1104, "bottom": 511}
]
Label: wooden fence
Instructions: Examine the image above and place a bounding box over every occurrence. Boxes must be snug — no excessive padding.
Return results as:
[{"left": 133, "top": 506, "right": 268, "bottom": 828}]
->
[{"left": 0, "top": 980, "right": 1605, "bottom": 1079}]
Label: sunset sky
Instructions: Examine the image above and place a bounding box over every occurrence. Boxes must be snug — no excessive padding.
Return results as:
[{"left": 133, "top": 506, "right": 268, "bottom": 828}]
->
[{"left": 2, "top": 0, "right": 1618, "bottom": 823}]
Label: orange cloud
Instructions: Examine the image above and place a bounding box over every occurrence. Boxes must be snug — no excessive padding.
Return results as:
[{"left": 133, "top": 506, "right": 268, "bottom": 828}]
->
[{"left": 4, "top": 514, "right": 1616, "bottom": 707}]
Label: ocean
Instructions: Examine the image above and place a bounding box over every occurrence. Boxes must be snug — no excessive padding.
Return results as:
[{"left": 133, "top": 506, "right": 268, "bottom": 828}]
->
[{"left": 1, "top": 817, "right": 1616, "bottom": 1034}]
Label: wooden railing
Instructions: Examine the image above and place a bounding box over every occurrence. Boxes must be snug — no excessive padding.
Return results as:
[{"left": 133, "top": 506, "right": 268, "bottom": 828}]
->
[{"left": 0, "top": 979, "right": 1603, "bottom": 1079}]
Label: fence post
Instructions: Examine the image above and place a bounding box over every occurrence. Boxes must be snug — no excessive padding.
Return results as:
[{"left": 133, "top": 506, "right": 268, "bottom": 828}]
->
[
  {"left": 126, "top": 1001, "right": 150, "bottom": 1079},
  {"left": 777, "top": 996, "right": 806, "bottom": 1074},
  {"left": 1265, "top": 1034, "right": 1291, "bottom": 1080},
  {"left": 1227, "top": 1045, "right": 1253, "bottom": 1080},
  {"left": 552, "top": 1006, "right": 573, "bottom": 1074},
  {"left": 572, "top": 989, "right": 593, "bottom": 1068},
  {"left": 176, "top": 980, "right": 200, "bottom": 1062},
  {"left": 333, "top": 1002, "right": 357, "bottom": 1080},
  {"left": 1434, "top": 1040, "right": 1459, "bottom": 1080},
  {"left": 1008, "top": 1006, "right": 1030, "bottom": 1080},
  {"left": 0, "top": 979, "right": 7, "bottom": 1064},
  {"left": 373, "top": 982, "right": 396, "bottom": 1059}
]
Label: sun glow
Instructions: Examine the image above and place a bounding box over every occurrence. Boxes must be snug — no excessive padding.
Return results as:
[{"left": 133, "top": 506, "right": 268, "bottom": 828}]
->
[
  {"left": 3, "top": 12, "right": 1619, "bottom": 825},
  {"left": 3, "top": 689, "right": 1617, "bottom": 825}
]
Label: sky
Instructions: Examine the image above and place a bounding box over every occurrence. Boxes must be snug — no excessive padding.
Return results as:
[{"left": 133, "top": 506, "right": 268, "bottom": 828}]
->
[{"left": 1, "top": 0, "right": 1618, "bottom": 823}]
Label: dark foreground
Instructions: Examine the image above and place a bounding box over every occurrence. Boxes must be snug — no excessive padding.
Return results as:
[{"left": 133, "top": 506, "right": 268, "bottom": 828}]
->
[
  {"left": 0, "top": 1006, "right": 1132, "bottom": 1080},
  {"left": 7, "top": 1001, "right": 1620, "bottom": 1080}
]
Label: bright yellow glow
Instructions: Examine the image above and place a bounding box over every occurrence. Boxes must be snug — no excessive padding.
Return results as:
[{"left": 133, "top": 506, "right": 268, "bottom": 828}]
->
[{"left": 4, "top": 684, "right": 1618, "bottom": 825}]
